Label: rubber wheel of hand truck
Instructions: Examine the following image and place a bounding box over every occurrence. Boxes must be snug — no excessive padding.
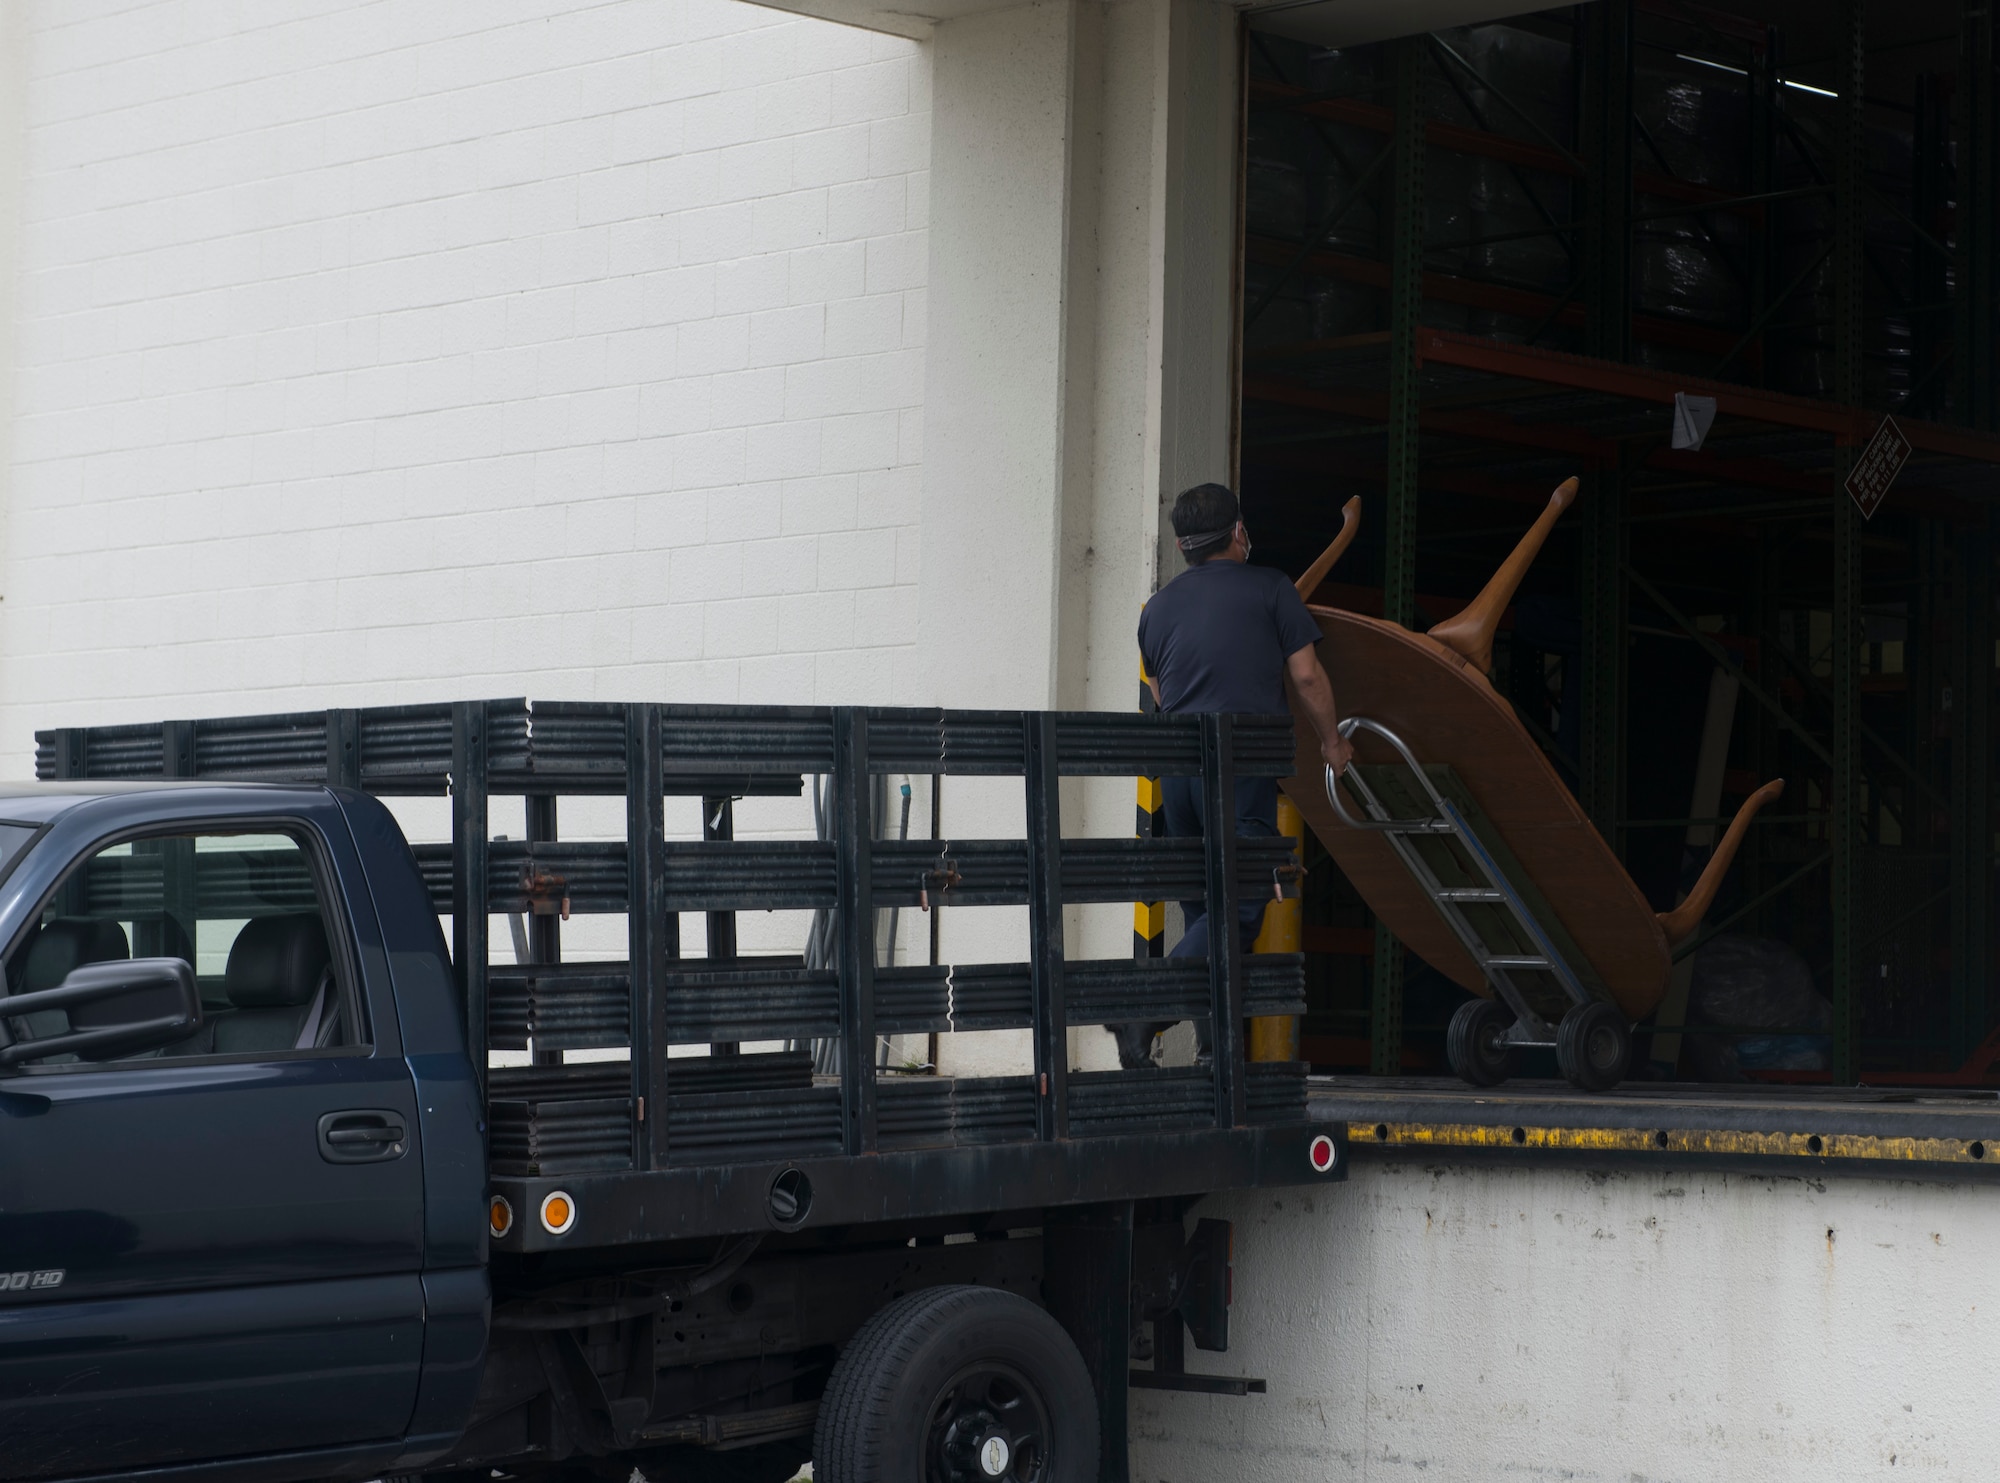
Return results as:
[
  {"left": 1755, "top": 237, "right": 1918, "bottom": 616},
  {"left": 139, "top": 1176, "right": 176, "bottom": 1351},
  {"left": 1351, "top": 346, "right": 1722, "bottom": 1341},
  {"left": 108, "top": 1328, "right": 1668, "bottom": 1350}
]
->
[
  {"left": 1556, "top": 1002, "right": 1631, "bottom": 1092},
  {"left": 812, "top": 1283, "right": 1099, "bottom": 1483},
  {"left": 1446, "top": 997, "right": 1517, "bottom": 1087}
]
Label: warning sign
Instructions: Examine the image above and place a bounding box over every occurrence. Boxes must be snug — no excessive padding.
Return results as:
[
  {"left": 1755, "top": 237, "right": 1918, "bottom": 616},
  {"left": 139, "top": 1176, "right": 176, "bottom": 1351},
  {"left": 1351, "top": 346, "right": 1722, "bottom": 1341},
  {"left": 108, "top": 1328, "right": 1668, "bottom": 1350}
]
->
[{"left": 1844, "top": 416, "right": 1913, "bottom": 521}]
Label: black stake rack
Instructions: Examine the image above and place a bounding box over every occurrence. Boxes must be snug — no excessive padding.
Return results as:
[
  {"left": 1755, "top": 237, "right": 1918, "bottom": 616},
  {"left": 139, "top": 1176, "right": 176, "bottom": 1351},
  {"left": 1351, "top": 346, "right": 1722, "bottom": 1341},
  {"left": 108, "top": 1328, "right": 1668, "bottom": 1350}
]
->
[{"left": 38, "top": 700, "right": 1340, "bottom": 1250}]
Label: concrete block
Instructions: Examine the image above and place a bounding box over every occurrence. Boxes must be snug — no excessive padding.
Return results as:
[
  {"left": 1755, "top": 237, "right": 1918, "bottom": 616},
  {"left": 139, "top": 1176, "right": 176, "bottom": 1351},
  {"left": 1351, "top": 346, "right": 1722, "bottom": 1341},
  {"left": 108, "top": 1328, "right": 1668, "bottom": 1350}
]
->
[
  {"left": 826, "top": 177, "right": 905, "bottom": 244},
  {"left": 610, "top": 102, "right": 686, "bottom": 166},
  {"left": 712, "top": 137, "right": 796, "bottom": 206},
  {"left": 576, "top": 162, "right": 652, "bottom": 227},
  {"left": 777, "top": 589, "right": 857, "bottom": 652},
  {"left": 667, "top": 427, "right": 747, "bottom": 490},
  {"left": 738, "top": 534, "right": 819, "bottom": 596},
  {"left": 867, "top": 109, "right": 930, "bottom": 177},
  {"left": 744, "top": 418, "right": 823, "bottom": 482},
  {"left": 704, "top": 367, "right": 787, "bottom": 429},
  {"left": 676, "top": 314, "right": 750, "bottom": 376},
  {"left": 701, "top": 596, "right": 781, "bottom": 659},
  {"left": 829, "top": 58, "right": 912, "bottom": 127},
  {"left": 791, "top": 123, "right": 872, "bottom": 189},
  {"left": 813, "top": 527, "right": 897, "bottom": 591},
  {"left": 863, "top": 229, "right": 927, "bottom": 294},
  {"left": 714, "top": 253, "right": 792, "bottom": 316},
  {"left": 676, "top": 201, "right": 755, "bottom": 265},
  {"left": 749, "top": 304, "right": 826, "bottom": 368},
  {"left": 824, "top": 293, "right": 904, "bottom": 358},
  {"left": 751, "top": 188, "right": 828, "bottom": 254},
  {"left": 811, "top": 644, "right": 896, "bottom": 705},
  {"left": 706, "top": 483, "right": 785, "bottom": 545},
  {"left": 785, "top": 241, "right": 866, "bottom": 305},
  {"left": 779, "top": 472, "right": 860, "bottom": 535},
  {"left": 638, "top": 378, "right": 715, "bottom": 439},
  {"left": 737, "top": 649, "right": 819, "bottom": 706},
  {"left": 820, "top": 410, "right": 901, "bottom": 474}
]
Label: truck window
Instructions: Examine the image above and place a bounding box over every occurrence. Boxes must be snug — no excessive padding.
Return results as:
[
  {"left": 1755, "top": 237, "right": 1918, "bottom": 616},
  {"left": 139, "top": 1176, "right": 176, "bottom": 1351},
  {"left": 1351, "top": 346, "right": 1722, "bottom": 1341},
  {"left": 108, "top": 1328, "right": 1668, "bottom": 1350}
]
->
[{"left": 4, "top": 828, "right": 364, "bottom": 1063}]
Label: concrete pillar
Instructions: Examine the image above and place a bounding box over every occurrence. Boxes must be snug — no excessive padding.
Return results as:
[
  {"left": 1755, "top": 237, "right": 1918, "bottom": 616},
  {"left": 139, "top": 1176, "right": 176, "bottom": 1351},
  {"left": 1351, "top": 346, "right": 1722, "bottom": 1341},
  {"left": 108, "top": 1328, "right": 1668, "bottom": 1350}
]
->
[
  {"left": 914, "top": 0, "right": 1240, "bottom": 1070},
  {"left": 918, "top": 0, "right": 1238, "bottom": 718}
]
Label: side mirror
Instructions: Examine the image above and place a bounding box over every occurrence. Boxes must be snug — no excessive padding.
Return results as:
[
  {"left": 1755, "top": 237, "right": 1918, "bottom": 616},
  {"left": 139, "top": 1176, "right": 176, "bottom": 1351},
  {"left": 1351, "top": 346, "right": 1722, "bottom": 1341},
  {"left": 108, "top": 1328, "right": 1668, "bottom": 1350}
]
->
[{"left": 0, "top": 959, "right": 201, "bottom": 1069}]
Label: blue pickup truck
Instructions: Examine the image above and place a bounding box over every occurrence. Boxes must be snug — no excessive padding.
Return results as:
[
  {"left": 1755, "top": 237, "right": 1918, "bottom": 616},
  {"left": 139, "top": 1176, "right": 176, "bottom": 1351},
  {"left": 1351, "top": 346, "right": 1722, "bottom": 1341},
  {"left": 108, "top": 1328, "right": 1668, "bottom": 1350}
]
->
[{"left": 0, "top": 700, "right": 1342, "bottom": 1483}]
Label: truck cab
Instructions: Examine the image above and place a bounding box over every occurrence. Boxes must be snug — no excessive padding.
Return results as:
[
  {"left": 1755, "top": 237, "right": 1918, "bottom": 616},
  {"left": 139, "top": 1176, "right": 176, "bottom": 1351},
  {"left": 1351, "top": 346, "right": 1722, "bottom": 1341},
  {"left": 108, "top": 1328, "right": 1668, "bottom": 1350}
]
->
[{"left": 0, "top": 781, "right": 484, "bottom": 1482}]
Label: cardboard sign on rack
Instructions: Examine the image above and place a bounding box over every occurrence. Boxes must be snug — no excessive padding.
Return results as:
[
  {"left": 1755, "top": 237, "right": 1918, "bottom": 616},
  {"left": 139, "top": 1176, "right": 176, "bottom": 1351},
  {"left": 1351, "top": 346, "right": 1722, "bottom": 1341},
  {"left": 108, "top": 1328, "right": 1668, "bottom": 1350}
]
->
[{"left": 1845, "top": 416, "right": 1913, "bottom": 520}]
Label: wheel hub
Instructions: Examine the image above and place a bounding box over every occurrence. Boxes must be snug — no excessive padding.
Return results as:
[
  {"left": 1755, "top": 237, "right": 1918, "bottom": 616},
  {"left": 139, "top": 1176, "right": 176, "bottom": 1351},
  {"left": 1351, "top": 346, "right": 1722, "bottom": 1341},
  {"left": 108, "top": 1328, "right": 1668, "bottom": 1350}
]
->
[
  {"left": 1586, "top": 1023, "right": 1620, "bottom": 1067},
  {"left": 928, "top": 1363, "right": 1049, "bottom": 1483},
  {"left": 979, "top": 1434, "right": 1011, "bottom": 1476}
]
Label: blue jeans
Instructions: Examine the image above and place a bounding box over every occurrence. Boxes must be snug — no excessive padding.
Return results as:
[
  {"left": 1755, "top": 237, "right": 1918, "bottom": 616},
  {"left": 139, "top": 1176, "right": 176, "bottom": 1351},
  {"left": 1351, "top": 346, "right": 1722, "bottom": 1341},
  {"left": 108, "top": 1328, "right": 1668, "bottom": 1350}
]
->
[
  {"left": 1113, "top": 774, "right": 1276, "bottom": 1068},
  {"left": 1162, "top": 773, "right": 1277, "bottom": 960}
]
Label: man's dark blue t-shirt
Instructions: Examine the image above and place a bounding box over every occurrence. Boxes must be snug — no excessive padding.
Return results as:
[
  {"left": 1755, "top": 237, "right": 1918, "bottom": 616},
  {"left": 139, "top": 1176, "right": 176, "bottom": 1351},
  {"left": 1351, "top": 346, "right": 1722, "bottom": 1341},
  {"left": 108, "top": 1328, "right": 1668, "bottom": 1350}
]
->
[{"left": 1138, "top": 559, "right": 1323, "bottom": 716}]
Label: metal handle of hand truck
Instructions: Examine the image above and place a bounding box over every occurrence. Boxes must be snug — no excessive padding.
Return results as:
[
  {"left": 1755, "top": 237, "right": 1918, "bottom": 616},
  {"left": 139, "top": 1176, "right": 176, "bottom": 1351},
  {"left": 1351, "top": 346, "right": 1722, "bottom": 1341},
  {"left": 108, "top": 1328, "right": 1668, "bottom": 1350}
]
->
[{"left": 1322, "top": 715, "right": 1455, "bottom": 833}]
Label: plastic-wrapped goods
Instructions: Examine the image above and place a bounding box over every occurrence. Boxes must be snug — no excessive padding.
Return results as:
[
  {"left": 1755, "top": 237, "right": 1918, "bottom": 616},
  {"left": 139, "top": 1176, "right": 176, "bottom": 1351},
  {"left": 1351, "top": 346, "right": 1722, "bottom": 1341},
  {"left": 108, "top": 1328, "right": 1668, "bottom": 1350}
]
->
[
  {"left": 1421, "top": 23, "right": 1576, "bottom": 338},
  {"left": 1244, "top": 20, "right": 1922, "bottom": 401},
  {"left": 1242, "top": 41, "right": 1385, "bottom": 349},
  {"left": 1686, "top": 933, "right": 1831, "bottom": 1081},
  {"left": 1629, "top": 69, "right": 1751, "bottom": 380}
]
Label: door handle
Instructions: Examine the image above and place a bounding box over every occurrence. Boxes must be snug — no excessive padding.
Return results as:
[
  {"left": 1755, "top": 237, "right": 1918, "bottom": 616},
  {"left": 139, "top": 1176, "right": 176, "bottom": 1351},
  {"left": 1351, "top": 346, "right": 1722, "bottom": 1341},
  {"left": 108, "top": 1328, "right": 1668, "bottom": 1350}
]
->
[{"left": 318, "top": 1109, "right": 409, "bottom": 1164}]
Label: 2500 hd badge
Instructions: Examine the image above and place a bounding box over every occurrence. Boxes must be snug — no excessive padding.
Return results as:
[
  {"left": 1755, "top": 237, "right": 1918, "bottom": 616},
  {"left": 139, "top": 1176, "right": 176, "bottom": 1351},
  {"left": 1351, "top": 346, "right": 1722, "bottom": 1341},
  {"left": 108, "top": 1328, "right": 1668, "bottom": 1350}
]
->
[{"left": 2, "top": 1270, "right": 64, "bottom": 1293}]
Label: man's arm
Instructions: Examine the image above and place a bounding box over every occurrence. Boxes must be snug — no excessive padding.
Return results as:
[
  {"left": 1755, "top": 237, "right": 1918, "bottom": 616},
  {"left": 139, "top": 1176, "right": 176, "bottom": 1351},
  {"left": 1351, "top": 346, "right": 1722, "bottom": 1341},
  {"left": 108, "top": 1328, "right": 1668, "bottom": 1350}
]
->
[{"left": 1286, "top": 644, "right": 1354, "bottom": 775}]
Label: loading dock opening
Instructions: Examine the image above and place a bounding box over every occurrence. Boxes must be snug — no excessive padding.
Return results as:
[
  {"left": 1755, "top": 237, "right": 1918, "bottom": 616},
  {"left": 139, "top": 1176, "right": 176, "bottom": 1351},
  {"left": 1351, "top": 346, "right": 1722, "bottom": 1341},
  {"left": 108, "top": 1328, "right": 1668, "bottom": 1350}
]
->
[{"left": 1237, "top": 1, "right": 2000, "bottom": 1089}]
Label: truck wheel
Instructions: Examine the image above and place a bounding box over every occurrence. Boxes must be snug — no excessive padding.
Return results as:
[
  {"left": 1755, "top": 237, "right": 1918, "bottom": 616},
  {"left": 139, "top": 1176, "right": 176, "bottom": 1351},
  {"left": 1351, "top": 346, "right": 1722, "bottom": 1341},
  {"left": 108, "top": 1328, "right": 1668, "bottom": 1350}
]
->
[{"left": 813, "top": 1284, "right": 1099, "bottom": 1483}]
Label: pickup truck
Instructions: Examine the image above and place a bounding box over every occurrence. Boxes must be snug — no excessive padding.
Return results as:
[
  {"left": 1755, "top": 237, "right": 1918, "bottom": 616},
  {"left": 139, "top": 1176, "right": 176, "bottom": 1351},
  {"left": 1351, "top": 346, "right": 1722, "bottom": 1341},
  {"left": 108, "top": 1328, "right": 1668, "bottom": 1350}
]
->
[{"left": 1, "top": 699, "right": 1345, "bottom": 1483}]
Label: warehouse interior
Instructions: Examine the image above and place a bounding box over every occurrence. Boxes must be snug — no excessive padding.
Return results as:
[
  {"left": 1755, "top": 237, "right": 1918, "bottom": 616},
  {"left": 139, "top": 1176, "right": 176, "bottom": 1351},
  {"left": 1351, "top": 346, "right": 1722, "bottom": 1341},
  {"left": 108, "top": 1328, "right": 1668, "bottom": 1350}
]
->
[{"left": 1238, "top": 0, "right": 2000, "bottom": 1083}]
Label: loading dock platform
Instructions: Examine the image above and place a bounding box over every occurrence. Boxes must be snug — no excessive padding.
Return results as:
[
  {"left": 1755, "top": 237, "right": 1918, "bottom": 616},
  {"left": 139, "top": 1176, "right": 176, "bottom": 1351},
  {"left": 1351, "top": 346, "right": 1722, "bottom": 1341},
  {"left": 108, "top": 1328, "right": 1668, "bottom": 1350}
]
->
[{"left": 1310, "top": 1076, "right": 2000, "bottom": 1182}]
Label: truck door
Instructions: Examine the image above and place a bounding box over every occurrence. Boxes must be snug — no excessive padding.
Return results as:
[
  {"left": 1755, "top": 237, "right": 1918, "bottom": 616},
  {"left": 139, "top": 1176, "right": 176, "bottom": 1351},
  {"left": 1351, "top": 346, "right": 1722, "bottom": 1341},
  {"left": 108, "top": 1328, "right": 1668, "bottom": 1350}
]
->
[{"left": 0, "top": 821, "right": 426, "bottom": 1478}]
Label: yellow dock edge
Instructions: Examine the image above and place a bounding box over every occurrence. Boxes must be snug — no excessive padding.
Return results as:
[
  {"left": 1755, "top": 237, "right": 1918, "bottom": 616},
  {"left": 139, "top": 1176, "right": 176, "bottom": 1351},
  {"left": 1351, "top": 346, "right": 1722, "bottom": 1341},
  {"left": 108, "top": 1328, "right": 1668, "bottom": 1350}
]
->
[{"left": 1346, "top": 1120, "right": 1998, "bottom": 1168}]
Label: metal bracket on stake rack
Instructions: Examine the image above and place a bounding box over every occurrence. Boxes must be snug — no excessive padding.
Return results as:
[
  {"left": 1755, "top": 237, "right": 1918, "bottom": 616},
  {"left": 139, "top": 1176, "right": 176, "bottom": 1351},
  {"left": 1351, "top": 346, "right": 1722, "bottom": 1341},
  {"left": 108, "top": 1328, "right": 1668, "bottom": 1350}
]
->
[{"left": 1324, "top": 716, "right": 1593, "bottom": 1049}]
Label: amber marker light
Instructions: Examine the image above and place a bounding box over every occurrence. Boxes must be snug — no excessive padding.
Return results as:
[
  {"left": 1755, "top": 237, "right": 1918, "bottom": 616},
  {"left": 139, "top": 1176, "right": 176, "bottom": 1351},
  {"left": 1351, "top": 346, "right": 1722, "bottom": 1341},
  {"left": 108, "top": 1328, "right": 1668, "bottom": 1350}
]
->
[
  {"left": 540, "top": 1190, "right": 577, "bottom": 1236},
  {"left": 488, "top": 1196, "right": 514, "bottom": 1238}
]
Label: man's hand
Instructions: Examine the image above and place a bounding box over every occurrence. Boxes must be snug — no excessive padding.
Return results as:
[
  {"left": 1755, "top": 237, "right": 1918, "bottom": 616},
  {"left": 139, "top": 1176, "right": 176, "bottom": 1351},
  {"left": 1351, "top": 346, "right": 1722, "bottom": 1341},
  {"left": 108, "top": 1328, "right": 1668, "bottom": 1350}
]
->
[{"left": 1321, "top": 728, "right": 1355, "bottom": 777}]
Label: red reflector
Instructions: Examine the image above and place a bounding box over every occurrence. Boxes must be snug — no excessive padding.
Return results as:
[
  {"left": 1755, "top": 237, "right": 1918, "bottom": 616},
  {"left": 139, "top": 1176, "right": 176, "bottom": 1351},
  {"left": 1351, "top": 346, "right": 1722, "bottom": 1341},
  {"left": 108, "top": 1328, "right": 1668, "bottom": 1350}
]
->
[{"left": 1309, "top": 1134, "right": 1337, "bottom": 1172}]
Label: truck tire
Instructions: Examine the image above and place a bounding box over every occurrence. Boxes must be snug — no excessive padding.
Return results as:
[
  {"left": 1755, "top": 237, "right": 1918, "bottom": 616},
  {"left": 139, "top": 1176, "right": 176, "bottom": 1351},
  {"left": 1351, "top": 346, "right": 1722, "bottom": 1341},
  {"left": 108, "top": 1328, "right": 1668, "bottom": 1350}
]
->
[{"left": 813, "top": 1284, "right": 1098, "bottom": 1483}]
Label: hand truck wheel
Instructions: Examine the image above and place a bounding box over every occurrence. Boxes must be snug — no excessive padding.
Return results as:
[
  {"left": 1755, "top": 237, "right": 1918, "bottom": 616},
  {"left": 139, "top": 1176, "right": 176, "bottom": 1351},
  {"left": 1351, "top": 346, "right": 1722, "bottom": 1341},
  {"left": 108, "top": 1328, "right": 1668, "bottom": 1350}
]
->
[
  {"left": 1556, "top": 1001, "right": 1630, "bottom": 1092},
  {"left": 1446, "top": 997, "right": 1517, "bottom": 1087}
]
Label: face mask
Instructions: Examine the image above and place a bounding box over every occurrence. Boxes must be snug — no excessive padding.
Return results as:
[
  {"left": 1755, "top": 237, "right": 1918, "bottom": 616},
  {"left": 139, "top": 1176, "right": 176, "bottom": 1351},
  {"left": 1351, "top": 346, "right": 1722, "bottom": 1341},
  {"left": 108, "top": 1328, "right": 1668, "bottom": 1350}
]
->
[{"left": 1239, "top": 522, "right": 1252, "bottom": 560}]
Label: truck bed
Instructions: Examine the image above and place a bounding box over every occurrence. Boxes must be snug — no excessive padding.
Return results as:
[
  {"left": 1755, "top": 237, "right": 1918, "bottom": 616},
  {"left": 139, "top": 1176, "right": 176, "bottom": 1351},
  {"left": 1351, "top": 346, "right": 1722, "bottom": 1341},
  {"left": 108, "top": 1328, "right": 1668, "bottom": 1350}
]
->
[{"left": 40, "top": 699, "right": 1346, "bottom": 1251}]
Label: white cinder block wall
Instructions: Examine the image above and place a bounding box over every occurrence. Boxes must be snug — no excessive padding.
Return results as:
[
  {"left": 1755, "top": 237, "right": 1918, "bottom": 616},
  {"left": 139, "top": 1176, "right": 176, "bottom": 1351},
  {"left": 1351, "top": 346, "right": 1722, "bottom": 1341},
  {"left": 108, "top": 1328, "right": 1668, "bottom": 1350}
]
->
[{"left": 0, "top": 0, "right": 930, "bottom": 766}]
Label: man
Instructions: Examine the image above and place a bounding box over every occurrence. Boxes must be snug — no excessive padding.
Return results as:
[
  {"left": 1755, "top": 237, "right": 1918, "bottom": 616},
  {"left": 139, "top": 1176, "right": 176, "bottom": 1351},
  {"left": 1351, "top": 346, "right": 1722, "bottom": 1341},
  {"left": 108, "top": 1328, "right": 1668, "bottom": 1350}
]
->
[{"left": 1115, "top": 482, "right": 1354, "bottom": 1068}]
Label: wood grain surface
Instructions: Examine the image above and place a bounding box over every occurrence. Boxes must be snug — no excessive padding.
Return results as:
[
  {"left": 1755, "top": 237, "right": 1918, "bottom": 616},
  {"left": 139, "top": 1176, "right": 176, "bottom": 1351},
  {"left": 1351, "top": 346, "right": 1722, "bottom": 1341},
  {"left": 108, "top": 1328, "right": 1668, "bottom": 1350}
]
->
[{"left": 1282, "top": 605, "right": 1676, "bottom": 1020}]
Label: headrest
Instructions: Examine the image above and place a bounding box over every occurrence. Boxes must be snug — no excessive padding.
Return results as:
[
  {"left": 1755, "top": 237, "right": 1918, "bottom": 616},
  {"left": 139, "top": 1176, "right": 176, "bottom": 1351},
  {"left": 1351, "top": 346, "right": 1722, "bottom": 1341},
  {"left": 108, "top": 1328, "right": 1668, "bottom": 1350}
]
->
[
  {"left": 225, "top": 915, "right": 330, "bottom": 1009},
  {"left": 21, "top": 918, "right": 131, "bottom": 994}
]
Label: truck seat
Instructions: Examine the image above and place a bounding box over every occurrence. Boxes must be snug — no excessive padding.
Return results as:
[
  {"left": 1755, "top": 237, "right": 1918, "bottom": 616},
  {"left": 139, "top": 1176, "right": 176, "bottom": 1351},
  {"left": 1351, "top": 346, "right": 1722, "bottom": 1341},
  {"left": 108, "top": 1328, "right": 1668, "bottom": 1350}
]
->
[{"left": 212, "top": 914, "right": 335, "bottom": 1055}]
